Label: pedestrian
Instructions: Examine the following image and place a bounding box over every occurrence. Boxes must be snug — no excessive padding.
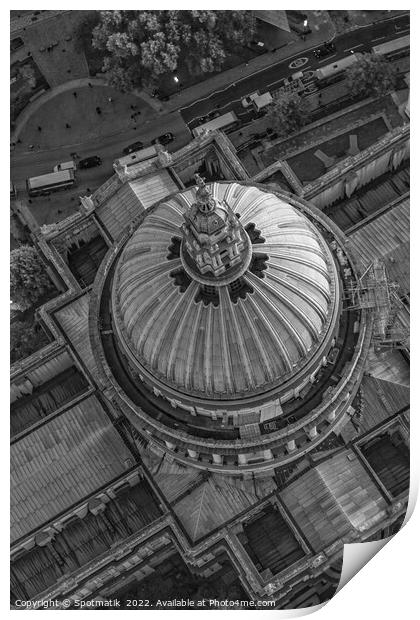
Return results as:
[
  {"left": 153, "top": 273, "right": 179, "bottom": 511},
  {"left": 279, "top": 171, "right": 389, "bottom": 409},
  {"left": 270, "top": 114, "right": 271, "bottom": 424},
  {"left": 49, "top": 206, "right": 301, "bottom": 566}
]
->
[
  {"left": 88, "top": 82, "right": 92, "bottom": 88},
  {"left": 28, "top": 144, "right": 34, "bottom": 150},
  {"left": 65, "top": 123, "right": 71, "bottom": 129},
  {"left": 130, "top": 104, "right": 135, "bottom": 110},
  {"left": 133, "top": 126, "right": 137, "bottom": 131},
  {"left": 17, "top": 139, "right": 22, "bottom": 144},
  {"left": 86, "top": 187, "right": 91, "bottom": 192},
  {"left": 37, "top": 126, "right": 42, "bottom": 132},
  {"left": 108, "top": 97, "right": 113, "bottom": 103},
  {"left": 73, "top": 92, "right": 77, "bottom": 98}
]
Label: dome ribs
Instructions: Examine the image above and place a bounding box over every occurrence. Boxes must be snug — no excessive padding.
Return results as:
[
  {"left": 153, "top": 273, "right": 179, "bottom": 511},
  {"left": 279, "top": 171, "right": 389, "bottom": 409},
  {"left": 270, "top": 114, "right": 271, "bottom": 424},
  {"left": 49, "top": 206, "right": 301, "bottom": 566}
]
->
[
  {"left": 259, "top": 248, "right": 329, "bottom": 278},
  {"left": 266, "top": 270, "right": 329, "bottom": 325},
  {"left": 134, "top": 284, "right": 180, "bottom": 358},
  {"left": 234, "top": 283, "right": 276, "bottom": 384},
  {"left": 257, "top": 240, "right": 325, "bottom": 259},
  {"left": 218, "top": 287, "right": 235, "bottom": 394},
  {"left": 244, "top": 282, "right": 295, "bottom": 375},
  {"left": 113, "top": 182, "right": 339, "bottom": 402},
  {"left": 268, "top": 262, "right": 330, "bottom": 302},
  {"left": 219, "top": 287, "right": 255, "bottom": 392},
  {"left": 203, "top": 304, "right": 214, "bottom": 395},
  {"left": 184, "top": 302, "right": 204, "bottom": 392},
  {"left": 166, "top": 281, "right": 200, "bottom": 383},
  {"left": 260, "top": 274, "right": 324, "bottom": 340},
  {"left": 246, "top": 272, "right": 309, "bottom": 357},
  {"left": 148, "top": 282, "right": 198, "bottom": 372}
]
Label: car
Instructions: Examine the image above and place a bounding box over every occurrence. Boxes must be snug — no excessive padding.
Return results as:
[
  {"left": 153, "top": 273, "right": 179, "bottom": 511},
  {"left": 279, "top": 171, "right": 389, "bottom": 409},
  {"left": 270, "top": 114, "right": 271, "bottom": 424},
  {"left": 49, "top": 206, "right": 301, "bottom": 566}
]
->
[
  {"left": 53, "top": 160, "right": 77, "bottom": 173},
  {"left": 151, "top": 132, "right": 174, "bottom": 146},
  {"left": 241, "top": 91, "right": 260, "bottom": 108},
  {"left": 123, "top": 141, "right": 144, "bottom": 155},
  {"left": 78, "top": 156, "right": 102, "bottom": 169}
]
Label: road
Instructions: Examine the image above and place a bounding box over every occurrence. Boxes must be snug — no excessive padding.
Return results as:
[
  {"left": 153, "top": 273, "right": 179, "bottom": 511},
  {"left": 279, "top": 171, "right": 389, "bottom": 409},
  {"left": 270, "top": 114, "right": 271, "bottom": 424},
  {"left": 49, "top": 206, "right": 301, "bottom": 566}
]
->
[
  {"left": 10, "top": 11, "right": 409, "bottom": 226},
  {"left": 11, "top": 111, "right": 192, "bottom": 225},
  {"left": 180, "top": 13, "right": 410, "bottom": 129}
]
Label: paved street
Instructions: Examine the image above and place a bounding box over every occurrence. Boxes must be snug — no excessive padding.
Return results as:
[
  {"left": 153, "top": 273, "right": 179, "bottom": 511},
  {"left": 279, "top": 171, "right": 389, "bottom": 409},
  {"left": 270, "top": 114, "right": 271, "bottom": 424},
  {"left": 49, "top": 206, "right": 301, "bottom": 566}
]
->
[
  {"left": 11, "top": 110, "right": 190, "bottom": 226},
  {"left": 10, "top": 11, "right": 409, "bottom": 228},
  {"left": 180, "top": 13, "right": 410, "bottom": 130}
]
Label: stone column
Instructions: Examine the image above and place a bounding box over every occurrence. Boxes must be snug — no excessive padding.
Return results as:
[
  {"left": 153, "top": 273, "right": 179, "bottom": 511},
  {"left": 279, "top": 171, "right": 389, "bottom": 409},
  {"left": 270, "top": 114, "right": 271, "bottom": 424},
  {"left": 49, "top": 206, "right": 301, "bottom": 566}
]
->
[
  {"left": 212, "top": 453, "right": 223, "bottom": 465},
  {"left": 165, "top": 440, "right": 176, "bottom": 450},
  {"left": 187, "top": 449, "right": 198, "bottom": 459},
  {"left": 286, "top": 439, "right": 296, "bottom": 453},
  {"left": 263, "top": 449, "right": 273, "bottom": 461},
  {"left": 238, "top": 453, "right": 248, "bottom": 465}
]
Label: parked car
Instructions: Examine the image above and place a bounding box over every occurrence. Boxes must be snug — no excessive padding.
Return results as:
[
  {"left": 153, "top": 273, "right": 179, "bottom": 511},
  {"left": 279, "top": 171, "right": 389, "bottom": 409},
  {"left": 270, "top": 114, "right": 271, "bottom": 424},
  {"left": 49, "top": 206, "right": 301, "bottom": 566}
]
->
[
  {"left": 151, "top": 132, "right": 174, "bottom": 146},
  {"left": 78, "top": 155, "right": 102, "bottom": 169},
  {"left": 241, "top": 91, "right": 260, "bottom": 108},
  {"left": 123, "top": 141, "right": 144, "bottom": 155},
  {"left": 53, "top": 160, "right": 76, "bottom": 173}
]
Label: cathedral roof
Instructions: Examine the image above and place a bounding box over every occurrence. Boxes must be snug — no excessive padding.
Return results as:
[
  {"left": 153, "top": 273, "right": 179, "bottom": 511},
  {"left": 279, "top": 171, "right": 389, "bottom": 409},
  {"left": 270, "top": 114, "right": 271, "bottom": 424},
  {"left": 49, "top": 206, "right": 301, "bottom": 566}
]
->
[{"left": 112, "top": 182, "right": 339, "bottom": 400}]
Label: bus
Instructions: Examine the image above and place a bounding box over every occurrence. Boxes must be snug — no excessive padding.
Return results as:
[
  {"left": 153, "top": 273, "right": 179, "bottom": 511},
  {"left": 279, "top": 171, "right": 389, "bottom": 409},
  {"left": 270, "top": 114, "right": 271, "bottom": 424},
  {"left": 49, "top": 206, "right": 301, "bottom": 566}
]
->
[
  {"left": 372, "top": 34, "right": 409, "bottom": 61},
  {"left": 192, "top": 111, "right": 239, "bottom": 138},
  {"left": 26, "top": 169, "right": 75, "bottom": 197},
  {"left": 315, "top": 53, "right": 362, "bottom": 84},
  {"left": 114, "top": 144, "right": 160, "bottom": 168}
]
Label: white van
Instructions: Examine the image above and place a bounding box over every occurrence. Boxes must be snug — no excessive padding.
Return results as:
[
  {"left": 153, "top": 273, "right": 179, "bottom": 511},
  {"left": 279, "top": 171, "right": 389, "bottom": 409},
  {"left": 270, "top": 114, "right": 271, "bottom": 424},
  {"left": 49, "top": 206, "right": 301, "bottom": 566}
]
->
[
  {"left": 252, "top": 92, "right": 273, "bottom": 112},
  {"left": 53, "top": 160, "right": 76, "bottom": 173}
]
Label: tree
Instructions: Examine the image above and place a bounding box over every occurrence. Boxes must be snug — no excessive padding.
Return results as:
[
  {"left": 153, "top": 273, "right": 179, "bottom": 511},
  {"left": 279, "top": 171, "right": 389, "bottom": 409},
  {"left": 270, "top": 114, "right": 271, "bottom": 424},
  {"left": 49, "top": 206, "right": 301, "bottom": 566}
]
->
[
  {"left": 91, "top": 10, "right": 256, "bottom": 90},
  {"left": 10, "top": 245, "right": 54, "bottom": 310},
  {"left": 266, "top": 92, "right": 311, "bottom": 137},
  {"left": 10, "top": 319, "right": 49, "bottom": 363},
  {"left": 344, "top": 53, "right": 397, "bottom": 98}
]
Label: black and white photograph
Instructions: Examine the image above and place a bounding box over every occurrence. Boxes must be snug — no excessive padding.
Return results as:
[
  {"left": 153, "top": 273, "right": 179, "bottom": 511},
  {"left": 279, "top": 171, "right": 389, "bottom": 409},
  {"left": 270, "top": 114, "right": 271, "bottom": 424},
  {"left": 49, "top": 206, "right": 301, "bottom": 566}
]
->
[{"left": 8, "top": 4, "right": 412, "bottom": 616}]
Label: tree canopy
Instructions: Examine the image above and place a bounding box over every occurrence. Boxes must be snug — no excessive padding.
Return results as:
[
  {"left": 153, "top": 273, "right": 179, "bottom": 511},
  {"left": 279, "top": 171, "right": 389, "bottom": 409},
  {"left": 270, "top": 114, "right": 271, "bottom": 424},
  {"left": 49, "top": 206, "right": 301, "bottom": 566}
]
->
[
  {"left": 91, "top": 10, "right": 256, "bottom": 90},
  {"left": 344, "top": 53, "right": 397, "bottom": 98},
  {"left": 10, "top": 245, "right": 54, "bottom": 310},
  {"left": 10, "top": 319, "right": 50, "bottom": 363},
  {"left": 266, "top": 92, "right": 311, "bottom": 137}
]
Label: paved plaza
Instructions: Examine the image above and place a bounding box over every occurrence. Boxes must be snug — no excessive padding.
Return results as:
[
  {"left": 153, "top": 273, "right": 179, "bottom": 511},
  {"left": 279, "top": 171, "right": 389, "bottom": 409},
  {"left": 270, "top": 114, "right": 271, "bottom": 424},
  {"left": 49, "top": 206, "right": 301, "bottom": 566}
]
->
[{"left": 13, "top": 82, "right": 156, "bottom": 152}]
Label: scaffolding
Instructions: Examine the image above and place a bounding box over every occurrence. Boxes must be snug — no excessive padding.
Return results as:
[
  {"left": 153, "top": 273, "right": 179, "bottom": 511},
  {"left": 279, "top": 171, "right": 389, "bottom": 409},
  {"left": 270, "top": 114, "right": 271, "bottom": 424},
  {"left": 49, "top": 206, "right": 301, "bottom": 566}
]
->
[{"left": 344, "top": 259, "right": 409, "bottom": 349}]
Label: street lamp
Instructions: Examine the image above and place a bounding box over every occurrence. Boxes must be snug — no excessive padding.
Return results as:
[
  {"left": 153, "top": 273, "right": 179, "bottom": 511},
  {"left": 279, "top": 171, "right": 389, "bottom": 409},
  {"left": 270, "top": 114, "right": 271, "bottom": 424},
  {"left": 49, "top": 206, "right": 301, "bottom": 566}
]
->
[
  {"left": 303, "top": 19, "right": 308, "bottom": 28},
  {"left": 173, "top": 76, "right": 179, "bottom": 84}
]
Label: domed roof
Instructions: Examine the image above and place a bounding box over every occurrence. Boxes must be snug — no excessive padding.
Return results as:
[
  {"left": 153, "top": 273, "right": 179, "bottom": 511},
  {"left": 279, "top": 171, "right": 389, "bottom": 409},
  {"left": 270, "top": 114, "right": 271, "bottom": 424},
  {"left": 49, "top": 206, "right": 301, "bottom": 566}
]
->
[{"left": 112, "top": 183, "right": 338, "bottom": 400}]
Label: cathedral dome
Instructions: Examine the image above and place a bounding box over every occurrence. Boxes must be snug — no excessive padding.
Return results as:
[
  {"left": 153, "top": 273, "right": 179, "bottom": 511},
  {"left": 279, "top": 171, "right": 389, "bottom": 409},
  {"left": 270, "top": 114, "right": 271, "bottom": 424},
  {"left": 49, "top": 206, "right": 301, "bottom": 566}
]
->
[{"left": 111, "top": 182, "right": 339, "bottom": 402}]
